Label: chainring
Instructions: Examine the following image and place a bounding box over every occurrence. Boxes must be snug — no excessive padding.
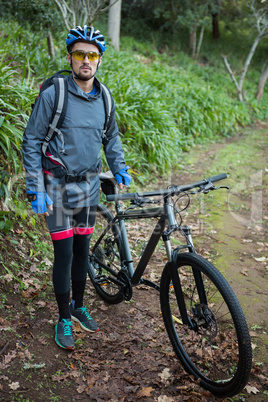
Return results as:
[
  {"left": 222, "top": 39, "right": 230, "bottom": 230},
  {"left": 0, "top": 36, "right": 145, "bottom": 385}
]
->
[{"left": 117, "top": 270, "right": 133, "bottom": 301}]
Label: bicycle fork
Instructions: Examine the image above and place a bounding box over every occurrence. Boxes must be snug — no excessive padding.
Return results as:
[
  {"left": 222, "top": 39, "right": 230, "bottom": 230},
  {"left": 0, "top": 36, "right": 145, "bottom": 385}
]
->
[{"left": 164, "top": 226, "right": 207, "bottom": 331}]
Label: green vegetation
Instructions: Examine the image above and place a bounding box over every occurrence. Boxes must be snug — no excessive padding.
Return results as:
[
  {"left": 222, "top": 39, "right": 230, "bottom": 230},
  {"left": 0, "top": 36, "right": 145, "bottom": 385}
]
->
[{"left": 0, "top": 13, "right": 267, "bottom": 232}]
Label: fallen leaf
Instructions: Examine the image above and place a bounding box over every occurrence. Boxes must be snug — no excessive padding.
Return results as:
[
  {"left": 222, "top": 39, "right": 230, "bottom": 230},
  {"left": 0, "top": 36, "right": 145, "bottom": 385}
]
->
[
  {"left": 24, "top": 349, "right": 32, "bottom": 360},
  {"left": 157, "top": 396, "right": 175, "bottom": 402},
  {"left": 41, "top": 258, "right": 52, "bottom": 267},
  {"left": 249, "top": 331, "right": 259, "bottom": 337},
  {"left": 254, "top": 256, "right": 267, "bottom": 262},
  {"left": 137, "top": 386, "right": 154, "bottom": 397},
  {"left": 245, "top": 385, "right": 259, "bottom": 394},
  {"left": 99, "top": 303, "right": 109, "bottom": 311},
  {"left": 159, "top": 368, "right": 171, "bottom": 382},
  {"left": 9, "top": 382, "right": 20, "bottom": 390},
  {"left": 30, "top": 264, "right": 38, "bottom": 272},
  {"left": 4, "top": 273, "right": 13, "bottom": 282},
  {"left": 77, "top": 384, "right": 87, "bottom": 394},
  {"left": 4, "top": 351, "right": 16, "bottom": 364},
  {"left": 35, "top": 301, "right": 46, "bottom": 308}
]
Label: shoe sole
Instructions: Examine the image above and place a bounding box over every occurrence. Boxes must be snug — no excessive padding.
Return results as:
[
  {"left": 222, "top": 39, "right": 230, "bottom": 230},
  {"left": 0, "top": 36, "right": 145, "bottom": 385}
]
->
[
  {"left": 55, "top": 325, "right": 75, "bottom": 350},
  {"left": 71, "top": 315, "right": 100, "bottom": 332},
  {"left": 55, "top": 336, "right": 75, "bottom": 350}
]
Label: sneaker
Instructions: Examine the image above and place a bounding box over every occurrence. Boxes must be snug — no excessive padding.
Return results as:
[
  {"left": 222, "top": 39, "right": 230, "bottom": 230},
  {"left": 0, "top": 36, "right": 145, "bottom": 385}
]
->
[
  {"left": 55, "top": 318, "right": 75, "bottom": 350},
  {"left": 70, "top": 305, "right": 99, "bottom": 332}
]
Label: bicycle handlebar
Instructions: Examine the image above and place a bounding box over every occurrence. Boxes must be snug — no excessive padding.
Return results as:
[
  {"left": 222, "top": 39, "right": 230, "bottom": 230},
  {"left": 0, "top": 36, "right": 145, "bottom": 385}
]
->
[{"left": 106, "top": 173, "right": 228, "bottom": 202}]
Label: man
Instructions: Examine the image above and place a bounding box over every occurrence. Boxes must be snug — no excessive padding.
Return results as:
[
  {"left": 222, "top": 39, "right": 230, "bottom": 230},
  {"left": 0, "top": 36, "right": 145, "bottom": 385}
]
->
[{"left": 23, "top": 26, "right": 131, "bottom": 350}]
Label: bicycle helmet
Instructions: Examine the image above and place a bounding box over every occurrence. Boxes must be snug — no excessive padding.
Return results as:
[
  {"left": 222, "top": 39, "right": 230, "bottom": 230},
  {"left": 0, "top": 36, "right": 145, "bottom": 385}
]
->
[{"left": 66, "top": 25, "right": 106, "bottom": 54}]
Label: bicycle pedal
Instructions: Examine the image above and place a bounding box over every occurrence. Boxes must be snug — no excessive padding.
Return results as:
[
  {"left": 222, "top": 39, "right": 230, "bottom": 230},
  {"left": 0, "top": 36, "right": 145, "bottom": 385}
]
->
[{"left": 95, "top": 276, "right": 108, "bottom": 286}]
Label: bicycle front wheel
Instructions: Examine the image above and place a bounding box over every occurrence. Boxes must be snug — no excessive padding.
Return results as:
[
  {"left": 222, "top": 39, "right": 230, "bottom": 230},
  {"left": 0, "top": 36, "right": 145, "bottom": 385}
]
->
[
  {"left": 160, "top": 252, "right": 252, "bottom": 398},
  {"left": 88, "top": 204, "right": 126, "bottom": 304}
]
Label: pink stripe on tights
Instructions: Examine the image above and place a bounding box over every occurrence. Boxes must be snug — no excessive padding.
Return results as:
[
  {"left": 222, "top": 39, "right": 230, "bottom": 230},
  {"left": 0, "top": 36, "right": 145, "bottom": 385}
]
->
[{"left": 73, "top": 227, "right": 94, "bottom": 235}]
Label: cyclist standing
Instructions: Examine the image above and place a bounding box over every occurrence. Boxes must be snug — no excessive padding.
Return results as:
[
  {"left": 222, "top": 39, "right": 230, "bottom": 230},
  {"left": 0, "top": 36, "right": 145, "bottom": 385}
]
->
[{"left": 23, "top": 26, "right": 131, "bottom": 350}]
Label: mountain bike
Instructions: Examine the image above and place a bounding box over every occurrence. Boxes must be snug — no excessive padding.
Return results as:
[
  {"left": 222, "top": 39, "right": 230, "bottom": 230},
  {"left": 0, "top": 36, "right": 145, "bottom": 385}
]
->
[{"left": 88, "top": 172, "right": 252, "bottom": 398}]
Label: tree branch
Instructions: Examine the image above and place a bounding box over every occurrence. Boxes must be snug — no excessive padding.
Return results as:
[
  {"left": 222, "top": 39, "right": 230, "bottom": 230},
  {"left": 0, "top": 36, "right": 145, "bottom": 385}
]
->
[
  {"left": 53, "top": 0, "right": 75, "bottom": 30},
  {"left": 238, "top": 34, "right": 262, "bottom": 92},
  {"left": 221, "top": 55, "right": 243, "bottom": 101}
]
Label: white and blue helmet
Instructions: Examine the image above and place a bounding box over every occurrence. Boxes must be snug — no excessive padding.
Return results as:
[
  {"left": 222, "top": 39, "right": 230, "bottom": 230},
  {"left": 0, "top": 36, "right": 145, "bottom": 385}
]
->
[{"left": 66, "top": 25, "right": 106, "bottom": 54}]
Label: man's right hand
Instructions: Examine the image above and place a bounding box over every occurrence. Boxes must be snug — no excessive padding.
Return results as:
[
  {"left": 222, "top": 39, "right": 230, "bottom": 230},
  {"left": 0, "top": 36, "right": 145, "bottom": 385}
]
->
[
  {"left": 115, "top": 166, "right": 132, "bottom": 189},
  {"left": 27, "top": 191, "right": 53, "bottom": 215}
]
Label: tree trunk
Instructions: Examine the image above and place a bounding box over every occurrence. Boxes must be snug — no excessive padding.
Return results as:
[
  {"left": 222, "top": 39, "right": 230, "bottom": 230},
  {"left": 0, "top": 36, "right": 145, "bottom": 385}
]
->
[
  {"left": 108, "top": 0, "right": 122, "bottom": 51},
  {"left": 189, "top": 24, "right": 197, "bottom": 58},
  {"left": 195, "top": 24, "right": 205, "bottom": 59},
  {"left": 212, "top": 13, "right": 220, "bottom": 39},
  {"left": 47, "top": 29, "right": 55, "bottom": 60},
  {"left": 238, "top": 34, "right": 262, "bottom": 98},
  {"left": 256, "top": 60, "right": 268, "bottom": 100}
]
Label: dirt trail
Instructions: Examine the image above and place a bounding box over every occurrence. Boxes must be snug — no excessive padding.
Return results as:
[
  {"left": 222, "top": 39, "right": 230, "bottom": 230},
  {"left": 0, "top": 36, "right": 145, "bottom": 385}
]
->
[
  {"left": 165, "top": 125, "right": 268, "bottom": 368},
  {"left": 0, "top": 125, "right": 267, "bottom": 401}
]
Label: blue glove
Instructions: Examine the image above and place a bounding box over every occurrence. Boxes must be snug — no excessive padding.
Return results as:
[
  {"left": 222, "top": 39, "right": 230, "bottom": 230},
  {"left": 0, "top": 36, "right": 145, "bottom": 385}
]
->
[
  {"left": 115, "top": 166, "right": 131, "bottom": 186},
  {"left": 27, "top": 191, "right": 53, "bottom": 214}
]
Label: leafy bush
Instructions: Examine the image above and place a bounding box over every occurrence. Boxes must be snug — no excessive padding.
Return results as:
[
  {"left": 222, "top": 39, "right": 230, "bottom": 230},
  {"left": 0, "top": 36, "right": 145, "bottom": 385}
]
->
[
  {"left": 0, "top": 30, "right": 35, "bottom": 210},
  {"left": 0, "top": 19, "right": 267, "bottom": 181}
]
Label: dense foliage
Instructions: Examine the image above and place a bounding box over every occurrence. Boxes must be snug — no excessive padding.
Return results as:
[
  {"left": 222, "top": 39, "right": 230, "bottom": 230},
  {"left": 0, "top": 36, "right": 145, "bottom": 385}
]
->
[{"left": 0, "top": 5, "right": 267, "bottom": 230}]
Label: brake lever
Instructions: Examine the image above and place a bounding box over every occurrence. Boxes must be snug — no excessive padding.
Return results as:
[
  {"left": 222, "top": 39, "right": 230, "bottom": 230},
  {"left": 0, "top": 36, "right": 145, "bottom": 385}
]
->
[
  {"left": 130, "top": 197, "right": 152, "bottom": 207},
  {"left": 202, "top": 184, "right": 230, "bottom": 194},
  {"left": 215, "top": 185, "right": 230, "bottom": 190},
  {"left": 200, "top": 181, "right": 215, "bottom": 194}
]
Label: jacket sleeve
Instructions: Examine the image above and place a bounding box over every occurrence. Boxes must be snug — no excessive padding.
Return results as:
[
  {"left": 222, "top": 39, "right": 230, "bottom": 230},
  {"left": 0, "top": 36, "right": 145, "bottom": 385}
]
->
[
  {"left": 22, "top": 89, "right": 54, "bottom": 193},
  {"left": 102, "top": 93, "right": 127, "bottom": 175}
]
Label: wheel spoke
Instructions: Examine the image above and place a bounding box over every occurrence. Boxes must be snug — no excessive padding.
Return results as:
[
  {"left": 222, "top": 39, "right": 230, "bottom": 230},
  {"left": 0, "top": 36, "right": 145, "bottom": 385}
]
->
[{"left": 88, "top": 204, "right": 125, "bottom": 304}]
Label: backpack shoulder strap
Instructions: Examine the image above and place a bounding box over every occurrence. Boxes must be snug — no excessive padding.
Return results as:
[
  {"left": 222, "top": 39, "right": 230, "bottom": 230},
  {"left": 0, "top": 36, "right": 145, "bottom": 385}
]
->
[
  {"left": 42, "top": 76, "right": 68, "bottom": 156},
  {"left": 101, "top": 83, "right": 112, "bottom": 144}
]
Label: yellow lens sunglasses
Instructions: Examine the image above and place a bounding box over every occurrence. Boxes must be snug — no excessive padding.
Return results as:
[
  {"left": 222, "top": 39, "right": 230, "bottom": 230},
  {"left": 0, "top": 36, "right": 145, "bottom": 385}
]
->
[{"left": 70, "top": 50, "right": 101, "bottom": 62}]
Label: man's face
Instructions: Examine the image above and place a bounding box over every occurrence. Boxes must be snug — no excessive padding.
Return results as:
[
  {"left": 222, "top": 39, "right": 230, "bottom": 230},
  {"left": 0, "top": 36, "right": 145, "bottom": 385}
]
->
[{"left": 67, "top": 42, "right": 102, "bottom": 81}]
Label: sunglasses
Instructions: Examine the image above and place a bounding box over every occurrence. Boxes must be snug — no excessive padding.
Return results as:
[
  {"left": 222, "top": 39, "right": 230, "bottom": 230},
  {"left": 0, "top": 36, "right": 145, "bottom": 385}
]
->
[{"left": 70, "top": 50, "right": 101, "bottom": 61}]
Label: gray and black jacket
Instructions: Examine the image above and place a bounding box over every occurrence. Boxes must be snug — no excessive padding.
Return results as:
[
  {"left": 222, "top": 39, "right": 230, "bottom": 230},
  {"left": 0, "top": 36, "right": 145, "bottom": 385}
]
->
[{"left": 23, "top": 75, "right": 126, "bottom": 208}]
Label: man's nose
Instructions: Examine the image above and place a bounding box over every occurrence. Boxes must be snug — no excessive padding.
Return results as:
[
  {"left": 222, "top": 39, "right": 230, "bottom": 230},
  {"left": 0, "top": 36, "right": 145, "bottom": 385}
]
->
[{"left": 83, "top": 55, "right": 90, "bottom": 62}]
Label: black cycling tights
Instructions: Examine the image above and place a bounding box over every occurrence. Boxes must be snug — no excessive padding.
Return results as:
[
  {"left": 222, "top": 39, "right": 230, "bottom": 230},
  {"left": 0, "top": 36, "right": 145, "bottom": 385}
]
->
[
  {"left": 49, "top": 206, "right": 97, "bottom": 319},
  {"left": 52, "top": 233, "right": 91, "bottom": 294}
]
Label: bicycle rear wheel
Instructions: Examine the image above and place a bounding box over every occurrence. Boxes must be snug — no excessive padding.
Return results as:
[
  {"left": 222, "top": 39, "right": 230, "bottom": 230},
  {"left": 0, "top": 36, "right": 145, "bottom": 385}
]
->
[
  {"left": 88, "top": 204, "right": 126, "bottom": 304},
  {"left": 160, "top": 252, "right": 252, "bottom": 398}
]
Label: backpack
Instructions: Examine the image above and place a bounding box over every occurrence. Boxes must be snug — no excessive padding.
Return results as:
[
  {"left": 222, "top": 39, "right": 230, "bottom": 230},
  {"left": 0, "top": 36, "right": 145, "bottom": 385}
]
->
[{"left": 31, "top": 70, "right": 112, "bottom": 160}]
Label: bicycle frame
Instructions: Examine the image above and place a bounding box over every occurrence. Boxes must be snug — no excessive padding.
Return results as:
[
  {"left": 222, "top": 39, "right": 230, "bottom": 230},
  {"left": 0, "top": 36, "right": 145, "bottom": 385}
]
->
[
  {"left": 90, "top": 173, "right": 253, "bottom": 397},
  {"left": 94, "top": 172, "right": 228, "bottom": 328},
  {"left": 110, "top": 193, "right": 195, "bottom": 286}
]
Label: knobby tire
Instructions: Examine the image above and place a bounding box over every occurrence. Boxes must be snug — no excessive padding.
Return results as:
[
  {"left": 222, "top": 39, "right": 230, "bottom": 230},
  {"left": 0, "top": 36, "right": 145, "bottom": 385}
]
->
[{"left": 160, "top": 252, "right": 252, "bottom": 398}]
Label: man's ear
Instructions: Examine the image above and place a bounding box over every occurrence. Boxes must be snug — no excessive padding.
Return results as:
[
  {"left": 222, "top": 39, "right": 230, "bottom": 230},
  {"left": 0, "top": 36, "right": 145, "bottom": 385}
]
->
[
  {"left": 98, "top": 56, "right": 102, "bottom": 67},
  {"left": 67, "top": 53, "right": 71, "bottom": 65}
]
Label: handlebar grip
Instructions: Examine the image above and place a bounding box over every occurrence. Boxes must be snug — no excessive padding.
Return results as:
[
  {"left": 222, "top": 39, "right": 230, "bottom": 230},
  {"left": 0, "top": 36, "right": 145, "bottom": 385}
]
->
[{"left": 207, "top": 173, "right": 227, "bottom": 183}]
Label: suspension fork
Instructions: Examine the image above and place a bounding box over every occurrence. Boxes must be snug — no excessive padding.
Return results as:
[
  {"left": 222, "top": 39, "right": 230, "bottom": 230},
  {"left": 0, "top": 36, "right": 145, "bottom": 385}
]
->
[
  {"left": 118, "top": 219, "right": 134, "bottom": 277},
  {"left": 166, "top": 227, "right": 207, "bottom": 328},
  {"left": 114, "top": 200, "right": 135, "bottom": 277},
  {"left": 167, "top": 250, "right": 195, "bottom": 329},
  {"left": 181, "top": 226, "right": 208, "bottom": 305}
]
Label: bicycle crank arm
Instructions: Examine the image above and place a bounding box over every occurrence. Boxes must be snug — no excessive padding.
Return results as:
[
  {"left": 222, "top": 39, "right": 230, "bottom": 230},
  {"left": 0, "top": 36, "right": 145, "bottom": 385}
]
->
[
  {"left": 139, "top": 278, "right": 160, "bottom": 291},
  {"left": 90, "top": 255, "right": 121, "bottom": 278}
]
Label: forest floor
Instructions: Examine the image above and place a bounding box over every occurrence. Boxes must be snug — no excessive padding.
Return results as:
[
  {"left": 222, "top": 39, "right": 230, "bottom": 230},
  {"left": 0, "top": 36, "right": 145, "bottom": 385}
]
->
[{"left": 0, "top": 123, "right": 267, "bottom": 401}]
